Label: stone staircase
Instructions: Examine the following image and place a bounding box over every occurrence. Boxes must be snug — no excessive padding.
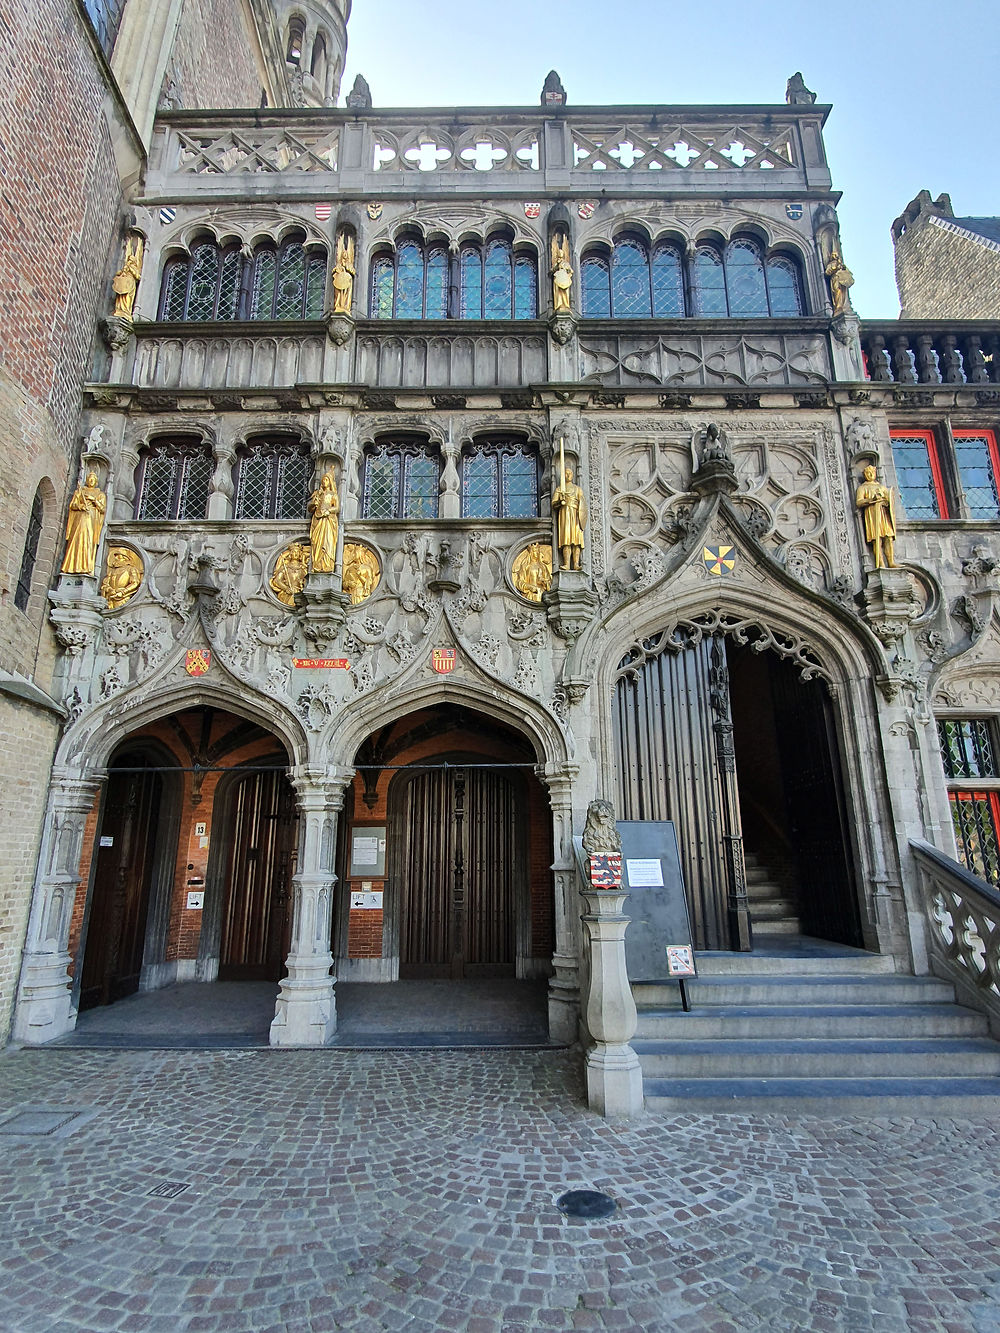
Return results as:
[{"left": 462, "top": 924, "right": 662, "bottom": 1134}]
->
[
  {"left": 633, "top": 937, "right": 1000, "bottom": 1113},
  {"left": 744, "top": 850, "right": 800, "bottom": 936}
]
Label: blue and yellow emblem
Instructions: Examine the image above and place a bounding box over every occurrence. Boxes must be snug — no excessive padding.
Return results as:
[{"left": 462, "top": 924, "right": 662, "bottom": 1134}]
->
[{"left": 703, "top": 545, "right": 736, "bottom": 576}]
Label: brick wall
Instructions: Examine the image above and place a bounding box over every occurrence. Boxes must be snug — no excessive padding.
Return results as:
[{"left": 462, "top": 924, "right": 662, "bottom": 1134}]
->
[
  {"left": 895, "top": 217, "right": 1000, "bottom": 319},
  {"left": 167, "top": 0, "right": 267, "bottom": 110}
]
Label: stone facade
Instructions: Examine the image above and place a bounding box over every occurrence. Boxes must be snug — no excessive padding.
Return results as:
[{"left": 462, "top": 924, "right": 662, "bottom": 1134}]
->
[{"left": 893, "top": 190, "right": 1000, "bottom": 319}]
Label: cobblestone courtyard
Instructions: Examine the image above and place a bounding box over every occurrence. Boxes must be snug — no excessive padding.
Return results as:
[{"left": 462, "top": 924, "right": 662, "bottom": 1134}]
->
[{"left": 2, "top": 1046, "right": 1000, "bottom": 1333}]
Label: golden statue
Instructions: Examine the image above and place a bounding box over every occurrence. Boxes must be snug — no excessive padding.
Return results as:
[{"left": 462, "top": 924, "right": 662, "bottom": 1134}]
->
[
  {"left": 512, "top": 543, "right": 553, "bottom": 602},
  {"left": 307, "top": 469, "right": 340, "bottom": 572},
  {"left": 331, "top": 231, "right": 355, "bottom": 315},
  {"left": 342, "top": 543, "right": 381, "bottom": 605},
  {"left": 856, "top": 464, "right": 896, "bottom": 569},
  {"left": 552, "top": 438, "right": 587, "bottom": 571},
  {"left": 60, "top": 472, "right": 106, "bottom": 575},
  {"left": 550, "top": 231, "right": 573, "bottom": 313},
  {"left": 111, "top": 233, "right": 144, "bottom": 321},
  {"left": 100, "top": 546, "right": 143, "bottom": 609},
  {"left": 825, "top": 248, "right": 854, "bottom": 317},
  {"left": 270, "top": 542, "right": 311, "bottom": 606}
]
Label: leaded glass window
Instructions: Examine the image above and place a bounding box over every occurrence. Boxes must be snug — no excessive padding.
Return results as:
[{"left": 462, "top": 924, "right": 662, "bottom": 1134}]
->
[
  {"left": 581, "top": 254, "right": 611, "bottom": 317},
  {"left": 514, "top": 255, "right": 538, "bottom": 319},
  {"left": 954, "top": 432, "right": 1000, "bottom": 520},
  {"left": 726, "top": 239, "right": 768, "bottom": 316},
  {"left": 939, "top": 719, "right": 996, "bottom": 779},
  {"left": 370, "top": 238, "right": 536, "bottom": 318},
  {"left": 651, "top": 243, "right": 685, "bottom": 317},
  {"left": 14, "top": 487, "right": 44, "bottom": 612},
  {"left": 158, "top": 237, "right": 325, "bottom": 321},
  {"left": 83, "top": 0, "right": 126, "bottom": 57},
  {"left": 362, "top": 443, "right": 440, "bottom": 518},
  {"left": 461, "top": 441, "right": 539, "bottom": 518},
  {"left": 939, "top": 717, "right": 1000, "bottom": 885},
  {"left": 460, "top": 245, "right": 484, "bottom": 319},
  {"left": 395, "top": 242, "right": 425, "bottom": 318},
  {"left": 611, "top": 238, "right": 652, "bottom": 318},
  {"left": 890, "top": 431, "right": 947, "bottom": 519},
  {"left": 426, "top": 248, "right": 449, "bottom": 318},
  {"left": 159, "top": 241, "right": 243, "bottom": 321},
  {"left": 951, "top": 791, "right": 1000, "bottom": 885},
  {"left": 135, "top": 440, "right": 213, "bottom": 520},
  {"left": 233, "top": 439, "right": 312, "bottom": 519},
  {"left": 767, "top": 255, "right": 804, "bottom": 316},
  {"left": 691, "top": 246, "right": 728, "bottom": 317}
]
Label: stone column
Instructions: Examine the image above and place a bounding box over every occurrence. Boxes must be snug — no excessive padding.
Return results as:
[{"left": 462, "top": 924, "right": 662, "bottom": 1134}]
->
[
  {"left": 540, "top": 763, "right": 581, "bottom": 1044},
  {"left": 579, "top": 802, "right": 644, "bottom": 1120},
  {"left": 269, "top": 765, "right": 352, "bottom": 1047},
  {"left": 13, "top": 768, "right": 104, "bottom": 1044}
]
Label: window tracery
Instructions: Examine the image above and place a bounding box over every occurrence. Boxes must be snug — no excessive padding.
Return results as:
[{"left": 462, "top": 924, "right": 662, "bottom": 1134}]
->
[
  {"left": 158, "top": 235, "right": 326, "bottom": 321},
  {"left": 361, "top": 441, "right": 440, "bottom": 519},
  {"left": 461, "top": 440, "right": 540, "bottom": 518},
  {"left": 233, "top": 438, "right": 312, "bottom": 520},
  {"left": 370, "top": 236, "right": 538, "bottom": 319},
  {"left": 134, "top": 439, "right": 214, "bottom": 520}
]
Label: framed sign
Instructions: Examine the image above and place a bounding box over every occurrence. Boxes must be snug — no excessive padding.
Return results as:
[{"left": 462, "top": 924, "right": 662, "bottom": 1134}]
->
[
  {"left": 349, "top": 827, "right": 386, "bottom": 878},
  {"left": 617, "top": 821, "right": 696, "bottom": 984}
]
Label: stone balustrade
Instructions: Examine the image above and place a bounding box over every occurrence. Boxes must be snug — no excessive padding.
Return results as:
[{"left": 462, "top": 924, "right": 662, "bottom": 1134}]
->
[{"left": 862, "top": 321, "right": 1000, "bottom": 388}]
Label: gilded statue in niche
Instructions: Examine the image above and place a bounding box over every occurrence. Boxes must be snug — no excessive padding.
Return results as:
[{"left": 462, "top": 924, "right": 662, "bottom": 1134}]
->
[
  {"left": 550, "top": 230, "right": 573, "bottom": 312},
  {"left": 825, "top": 248, "right": 854, "bottom": 316},
  {"left": 307, "top": 470, "right": 339, "bottom": 572},
  {"left": 111, "top": 233, "right": 144, "bottom": 320},
  {"left": 331, "top": 231, "right": 355, "bottom": 315},
  {"left": 552, "top": 440, "right": 587, "bottom": 571},
  {"left": 856, "top": 464, "right": 896, "bottom": 569},
  {"left": 511, "top": 543, "right": 552, "bottom": 602},
  {"left": 99, "top": 546, "right": 143, "bottom": 609},
  {"left": 61, "top": 472, "right": 106, "bottom": 575},
  {"left": 342, "top": 543, "right": 381, "bottom": 605},
  {"left": 270, "top": 542, "right": 311, "bottom": 606}
]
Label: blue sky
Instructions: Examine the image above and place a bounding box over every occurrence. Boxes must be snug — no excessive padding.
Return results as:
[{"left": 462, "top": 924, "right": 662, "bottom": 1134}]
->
[{"left": 343, "top": 0, "right": 999, "bottom": 318}]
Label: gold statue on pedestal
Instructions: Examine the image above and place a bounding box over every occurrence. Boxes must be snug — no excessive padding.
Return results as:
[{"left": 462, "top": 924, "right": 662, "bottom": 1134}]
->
[
  {"left": 512, "top": 543, "right": 553, "bottom": 602},
  {"left": 111, "top": 234, "right": 144, "bottom": 320},
  {"left": 60, "top": 472, "right": 106, "bottom": 575},
  {"left": 342, "top": 543, "right": 381, "bottom": 605},
  {"left": 550, "top": 231, "right": 573, "bottom": 313},
  {"left": 552, "top": 438, "right": 587, "bottom": 571},
  {"left": 856, "top": 464, "right": 896, "bottom": 569},
  {"left": 307, "top": 469, "right": 339, "bottom": 572},
  {"left": 331, "top": 231, "right": 355, "bottom": 315},
  {"left": 100, "top": 547, "right": 143, "bottom": 609},
  {"left": 825, "top": 248, "right": 854, "bottom": 316},
  {"left": 270, "top": 542, "right": 311, "bottom": 606}
]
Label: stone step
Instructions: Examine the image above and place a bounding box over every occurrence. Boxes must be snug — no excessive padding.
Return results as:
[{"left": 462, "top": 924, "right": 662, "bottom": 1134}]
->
[
  {"left": 749, "top": 897, "right": 799, "bottom": 916},
  {"left": 631, "top": 1035, "right": 1000, "bottom": 1078},
  {"left": 644, "top": 1075, "right": 1000, "bottom": 1115},
  {"left": 750, "top": 919, "right": 800, "bottom": 935},
  {"left": 633, "top": 974, "right": 953, "bottom": 1006},
  {"left": 671, "top": 950, "right": 897, "bottom": 976},
  {"left": 634, "top": 1002, "right": 990, "bottom": 1040}
]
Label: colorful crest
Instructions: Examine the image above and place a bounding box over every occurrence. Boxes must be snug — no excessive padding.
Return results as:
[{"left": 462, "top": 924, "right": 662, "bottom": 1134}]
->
[
  {"left": 589, "top": 854, "right": 623, "bottom": 888},
  {"left": 577, "top": 201, "right": 597, "bottom": 220},
  {"left": 523, "top": 202, "right": 541, "bottom": 219},
  {"left": 367, "top": 201, "right": 383, "bottom": 220},
  {"left": 785, "top": 202, "right": 804, "bottom": 221},
  {"left": 703, "top": 545, "right": 736, "bottom": 576},
  {"left": 314, "top": 203, "right": 332, "bottom": 222},
  {"left": 185, "top": 648, "right": 211, "bottom": 676},
  {"left": 431, "top": 648, "right": 456, "bottom": 674}
]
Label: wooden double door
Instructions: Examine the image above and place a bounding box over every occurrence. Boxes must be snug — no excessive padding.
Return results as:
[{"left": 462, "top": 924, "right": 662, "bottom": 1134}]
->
[{"left": 392, "top": 766, "right": 524, "bottom": 978}]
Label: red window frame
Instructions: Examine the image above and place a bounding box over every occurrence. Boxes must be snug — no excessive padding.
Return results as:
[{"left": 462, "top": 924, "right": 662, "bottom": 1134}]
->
[
  {"left": 953, "top": 429, "right": 1000, "bottom": 518},
  {"left": 949, "top": 789, "right": 1000, "bottom": 885},
  {"left": 889, "top": 428, "right": 949, "bottom": 520}
]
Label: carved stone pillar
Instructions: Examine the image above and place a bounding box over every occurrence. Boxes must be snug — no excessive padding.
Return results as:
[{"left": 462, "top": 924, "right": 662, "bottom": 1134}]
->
[
  {"left": 49, "top": 579, "right": 106, "bottom": 709},
  {"left": 439, "top": 438, "right": 461, "bottom": 521},
  {"left": 296, "top": 573, "right": 351, "bottom": 655},
  {"left": 206, "top": 430, "right": 237, "bottom": 521},
  {"left": 13, "top": 768, "right": 104, "bottom": 1044},
  {"left": 270, "top": 765, "right": 352, "bottom": 1047},
  {"left": 539, "top": 763, "right": 580, "bottom": 1044},
  {"left": 579, "top": 802, "right": 643, "bottom": 1120}
]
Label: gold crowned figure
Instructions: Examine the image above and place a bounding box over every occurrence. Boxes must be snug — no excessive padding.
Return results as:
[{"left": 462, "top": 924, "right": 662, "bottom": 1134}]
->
[
  {"left": 99, "top": 547, "right": 143, "bottom": 609},
  {"left": 512, "top": 543, "right": 552, "bottom": 602},
  {"left": 61, "top": 471, "right": 107, "bottom": 575},
  {"left": 825, "top": 248, "right": 854, "bottom": 317},
  {"left": 552, "top": 439, "right": 587, "bottom": 571},
  {"left": 331, "top": 231, "right": 355, "bottom": 315},
  {"left": 550, "top": 231, "right": 573, "bottom": 313},
  {"left": 307, "top": 469, "right": 340, "bottom": 573},
  {"left": 111, "top": 233, "right": 144, "bottom": 321},
  {"left": 856, "top": 464, "right": 896, "bottom": 569}
]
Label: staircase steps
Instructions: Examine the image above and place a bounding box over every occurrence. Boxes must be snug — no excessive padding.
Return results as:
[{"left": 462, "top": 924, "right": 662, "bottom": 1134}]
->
[
  {"left": 743, "top": 852, "right": 801, "bottom": 936},
  {"left": 633, "top": 938, "right": 1000, "bottom": 1113}
]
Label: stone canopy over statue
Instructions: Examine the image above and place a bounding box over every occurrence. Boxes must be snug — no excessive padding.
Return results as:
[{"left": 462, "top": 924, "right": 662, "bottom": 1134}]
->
[{"left": 552, "top": 439, "right": 587, "bottom": 571}]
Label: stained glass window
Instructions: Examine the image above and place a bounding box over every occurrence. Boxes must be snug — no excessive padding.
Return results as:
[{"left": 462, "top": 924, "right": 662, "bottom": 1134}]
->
[
  {"left": 581, "top": 254, "right": 611, "bottom": 317},
  {"left": 83, "top": 0, "right": 126, "bottom": 57},
  {"left": 135, "top": 440, "right": 213, "bottom": 520},
  {"left": 158, "top": 237, "right": 326, "bottom": 321},
  {"left": 951, "top": 791, "right": 1000, "bottom": 885},
  {"left": 369, "top": 239, "right": 537, "bottom": 319},
  {"left": 371, "top": 255, "right": 395, "bottom": 319},
  {"left": 514, "top": 255, "right": 538, "bottom": 320},
  {"left": 691, "top": 247, "right": 728, "bottom": 317},
  {"left": 954, "top": 432, "right": 1000, "bottom": 520},
  {"left": 395, "top": 242, "right": 425, "bottom": 318},
  {"left": 766, "top": 255, "right": 804, "bottom": 316},
  {"left": 460, "top": 245, "right": 484, "bottom": 319},
  {"left": 725, "top": 239, "right": 768, "bottom": 317},
  {"left": 426, "top": 248, "right": 449, "bottom": 319},
  {"left": 484, "top": 240, "right": 513, "bottom": 319},
  {"left": 362, "top": 443, "right": 440, "bottom": 518},
  {"left": 461, "top": 442, "right": 539, "bottom": 518},
  {"left": 186, "top": 242, "right": 222, "bottom": 320},
  {"left": 651, "top": 244, "right": 685, "bottom": 317},
  {"left": 233, "top": 439, "right": 311, "bottom": 519},
  {"left": 611, "top": 238, "right": 652, "bottom": 318},
  {"left": 890, "top": 431, "right": 947, "bottom": 519},
  {"left": 14, "top": 487, "right": 44, "bottom": 612}
]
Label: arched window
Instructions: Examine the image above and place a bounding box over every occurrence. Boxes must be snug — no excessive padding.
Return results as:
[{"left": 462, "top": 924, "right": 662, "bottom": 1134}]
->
[
  {"left": 371, "top": 239, "right": 449, "bottom": 319},
  {"left": 691, "top": 237, "right": 806, "bottom": 317},
  {"left": 233, "top": 438, "right": 312, "bottom": 520},
  {"left": 158, "top": 236, "right": 325, "bottom": 321},
  {"left": 725, "top": 237, "right": 769, "bottom": 316},
  {"left": 134, "top": 439, "right": 214, "bottom": 520},
  {"left": 311, "top": 33, "right": 328, "bottom": 83},
  {"left": 371, "top": 237, "right": 537, "bottom": 319},
  {"left": 286, "top": 17, "right": 305, "bottom": 64},
  {"left": 461, "top": 440, "right": 540, "bottom": 518},
  {"left": 583, "top": 239, "right": 686, "bottom": 318},
  {"left": 611, "top": 237, "right": 652, "bottom": 318},
  {"left": 14, "top": 486, "right": 45, "bottom": 612},
  {"left": 651, "top": 242, "right": 685, "bottom": 317},
  {"left": 362, "top": 441, "right": 440, "bottom": 519},
  {"left": 766, "top": 254, "right": 805, "bottom": 316},
  {"left": 581, "top": 252, "right": 611, "bottom": 318},
  {"left": 691, "top": 245, "right": 728, "bottom": 317}
]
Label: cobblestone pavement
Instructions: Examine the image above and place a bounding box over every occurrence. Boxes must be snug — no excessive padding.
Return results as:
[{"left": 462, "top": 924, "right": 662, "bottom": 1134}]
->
[{"left": 2, "top": 1047, "right": 1000, "bottom": 1332}]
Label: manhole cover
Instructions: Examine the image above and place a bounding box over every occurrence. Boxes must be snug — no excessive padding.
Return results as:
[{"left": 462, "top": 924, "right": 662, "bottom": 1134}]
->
[
  {"left": 556, "top": 1189, "right": 617, "bottom": 1220},
  {"left": 0, "top": 1107, "right": 95, "bottom": 1138}
]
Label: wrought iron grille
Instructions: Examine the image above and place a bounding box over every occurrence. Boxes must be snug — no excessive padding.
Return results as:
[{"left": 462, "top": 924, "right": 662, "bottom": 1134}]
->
[
  {"left": 234, "top": 441, "right": 311, "bottom": 519},
  {"left": 136, "top": 443, "right": 213, "bottom": 520},
  {"left": 951, "top": 791, "right": 1000, "bottom": 885},
  {"left": 362, "top": 444, "right": 439, "bottom": 518},
  {"left": 939, "top": 719, "right": 997, "bottom": 780},
  {"left": 461, "top": 443, "right": 539, "bottom": 518}
]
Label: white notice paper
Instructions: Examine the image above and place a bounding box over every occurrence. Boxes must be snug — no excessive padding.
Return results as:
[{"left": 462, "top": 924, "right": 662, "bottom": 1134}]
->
[
  {"left": 353, "top": 836, "right": 380, "bottom": 866},
  {"left": 625, "top": 858, "right": 664, "bottom": 887}
]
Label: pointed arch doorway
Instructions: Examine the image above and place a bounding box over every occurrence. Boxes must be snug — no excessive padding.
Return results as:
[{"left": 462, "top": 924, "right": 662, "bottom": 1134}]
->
[{"left": 613, "top": 628, "right": 862, "bottom": 952}]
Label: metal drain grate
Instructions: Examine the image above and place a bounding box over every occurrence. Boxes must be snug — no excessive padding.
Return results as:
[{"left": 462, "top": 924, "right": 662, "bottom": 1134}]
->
[{"left": 147, "top": 1182, "right": 190, "bottom": 1199}]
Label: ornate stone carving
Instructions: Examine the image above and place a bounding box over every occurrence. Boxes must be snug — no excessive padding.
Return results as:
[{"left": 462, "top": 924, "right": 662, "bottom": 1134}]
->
[
  {"left": 511, "top": 542, "right": 553, "bottom": 602},
  {"left": 269, "top": 543, "right": 310, "bottom": 607},
  {"left": 342, "top": 543, "right": 381, "bottom": 605},
  {"left": 99, "top": 547, "right": 144, "bottom": 610}
]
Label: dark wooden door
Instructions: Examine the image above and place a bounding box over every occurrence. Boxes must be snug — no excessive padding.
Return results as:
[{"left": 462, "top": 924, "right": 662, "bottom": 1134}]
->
[
  {"left": 768, "top": 657, "right": 863, "bottom": 947},
  {"left": 80, "top": 765, "right": 162, "bottom": 1009},
  {"left": 395, "top": 766, "right": 520, "bottom": 978},
  {"left": 219, "top": 770, "right": 296, "bottom": 980}
]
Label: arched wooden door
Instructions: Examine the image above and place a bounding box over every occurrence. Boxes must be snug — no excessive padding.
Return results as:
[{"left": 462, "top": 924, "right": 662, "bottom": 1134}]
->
[
  {"left": 391, "top": 766, "right": 523, "bottom": 979},
  {"left": 218, "top": 769, "right": 296, "bottom": 981},
  {"left": 80, "top": 761, "right": 163, "bottom": 1009}
]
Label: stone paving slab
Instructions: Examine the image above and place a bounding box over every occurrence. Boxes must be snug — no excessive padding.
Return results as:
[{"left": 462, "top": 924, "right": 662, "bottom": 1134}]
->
[{"left": 1, "top": 1046, "right": 1000, "bottom": 1331}]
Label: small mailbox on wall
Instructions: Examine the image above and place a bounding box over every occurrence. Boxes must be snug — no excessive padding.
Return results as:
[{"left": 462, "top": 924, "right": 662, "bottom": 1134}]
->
[{"left": 349, "top": 826, "right": 386, "bottom": 878}]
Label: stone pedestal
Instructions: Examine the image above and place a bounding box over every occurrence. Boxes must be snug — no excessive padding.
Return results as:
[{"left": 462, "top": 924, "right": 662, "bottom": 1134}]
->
[
  {"left": 49, "top": 578, "right": 106, "bottom": 707},
  {"left": 580, "top": 879, "right": 643, "bottom": 1120},
  {"left": 296, "top": 573, "right": 351, "bottom": 655},
  {"left": 543, "top": 571, "right": 598, "bottom": 644}
]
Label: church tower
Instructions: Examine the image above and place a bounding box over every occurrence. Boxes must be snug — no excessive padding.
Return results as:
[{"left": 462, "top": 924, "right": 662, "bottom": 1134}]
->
[{"left": 270, "top": 0, "right": 350, "bottom": 105}]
